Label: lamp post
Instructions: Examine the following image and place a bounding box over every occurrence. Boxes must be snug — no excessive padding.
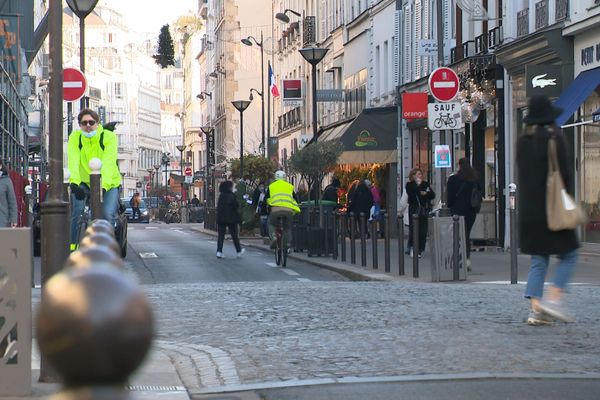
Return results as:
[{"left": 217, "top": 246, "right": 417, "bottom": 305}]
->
[
  {"left": 176, "top": 144, "right": 186, "bottom": 200},
  {"left": 275, "top": 8, "right": 302, "bottom": 23},
  {"left": 66, "top": 0, "right": 99, "bottom": 109},
  {"left": 161, "top": 153, "right": 170, "bottom": 201},
  {"left": 231, "top": 100, "right": 251, "bottom": 179},
  {"left": 241, "top": 33, "right": 266, "bottom": 157},
  {"left": 249, "top": 88, "right": 264, "bottom": 154},
  {"left": 200, "top": 126, "right": 214, "bottom": 206},
  {"left": 146, "top": 168, "right": 153, "bottom": 198},
  {"left": 299, "top": 47, "right": 329, "bottom": 140},
  {"left": 153, "top": 164, "right": 160, "bottom": 196}
]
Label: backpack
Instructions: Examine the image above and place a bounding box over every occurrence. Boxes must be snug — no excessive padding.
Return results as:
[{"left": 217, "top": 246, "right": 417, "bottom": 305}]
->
[{"left": 470, "top": 184, "right": 483, "bottom": 211}]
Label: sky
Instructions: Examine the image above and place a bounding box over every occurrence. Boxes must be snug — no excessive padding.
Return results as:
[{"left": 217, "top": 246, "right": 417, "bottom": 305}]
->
[{"left": 101, "top": 0, "right": 197, "bottom": 35}]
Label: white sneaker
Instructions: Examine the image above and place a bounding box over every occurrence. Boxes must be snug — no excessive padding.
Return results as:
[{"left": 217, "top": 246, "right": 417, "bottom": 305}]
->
[
  {"left": 237, "top": 248, "right": 246, "bottom": 258},
  {"left": 216, "top": 251, "right": 224, "bottom": 259}
]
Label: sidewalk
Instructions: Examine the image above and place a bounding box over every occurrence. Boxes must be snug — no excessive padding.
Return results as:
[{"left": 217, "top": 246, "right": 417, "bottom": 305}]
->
[{"left": 191, "top": 225, "right": 600, "bottom": 285}]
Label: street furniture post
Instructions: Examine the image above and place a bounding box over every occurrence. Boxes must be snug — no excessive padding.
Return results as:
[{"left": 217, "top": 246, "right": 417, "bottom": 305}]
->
[
  {"left": 360, "top": 212, "right": 367, "bottom": 267},
  {"left": 398, "top": 215, "right": 405, "bottom": 275},
  {"left": 509, "top": 183, "right": 518, "bottom": 284},
  {"left": 452, "top": 214, "right": 460, "bottom": 281},
  {"left": 89, "top": 158, "right": 102, "bottom": 220},
  {"left": 412, "top": 213, "right": 419, "bottom": 278}
]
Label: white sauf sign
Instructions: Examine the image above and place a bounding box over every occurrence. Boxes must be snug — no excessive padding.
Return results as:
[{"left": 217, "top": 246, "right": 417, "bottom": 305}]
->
[{"left": 428, "top": 102, "right": 462, "bottom": 130}]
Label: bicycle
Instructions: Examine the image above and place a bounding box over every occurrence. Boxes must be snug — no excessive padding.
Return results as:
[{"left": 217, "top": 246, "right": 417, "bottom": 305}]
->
[
  {"left": 274, "top": 215, "right": 288, "bottom": 267},
  {"left": 433, "top": 112, "right": 458, "bottom": 129}
]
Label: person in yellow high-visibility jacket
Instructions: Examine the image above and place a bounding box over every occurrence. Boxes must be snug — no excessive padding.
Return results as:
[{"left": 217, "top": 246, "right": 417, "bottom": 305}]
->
[
  {"left": 67, "top": 108, "right": 121, "bottom": 250},
  {"left": 266, "top": 170, "right": 300, "bottom": 250}
]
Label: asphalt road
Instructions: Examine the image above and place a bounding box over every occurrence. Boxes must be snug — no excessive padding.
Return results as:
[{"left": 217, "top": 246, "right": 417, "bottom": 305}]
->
[
  {"left": 125, "top": 222, "right": 348, "bottom": 284},
  {"left": 192, "top": 379, "right": 600, "bottom": 400}
]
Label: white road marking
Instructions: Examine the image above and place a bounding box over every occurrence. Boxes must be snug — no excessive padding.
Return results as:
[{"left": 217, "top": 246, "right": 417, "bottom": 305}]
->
[
  {"left": 296, "top": 278, "right": 312, "bottom": 282},
  {"left": 145, "top": 226, "right": 159, "bottom": 230},
  {"left": 139, "top": 252, "right": 158, "bottom": 258},
  {"left": 281, "top": 269, "right": 300, "bottom": 276},
  {"left": 266, "top": 262, "right": 278, "bottom": 268}
]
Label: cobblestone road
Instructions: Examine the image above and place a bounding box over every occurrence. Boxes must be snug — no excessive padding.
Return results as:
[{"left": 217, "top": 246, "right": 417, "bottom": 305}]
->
[{"left": 146, "top": 281, "right": 600, "bottom": 392}]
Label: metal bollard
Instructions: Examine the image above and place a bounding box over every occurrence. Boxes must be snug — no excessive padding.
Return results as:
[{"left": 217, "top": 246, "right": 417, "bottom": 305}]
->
[
  {"left": 324, "top": 210, "right": 330, "bottom": 256},
  {"left": 371, "top": 217, "right": 378, "bottom": 269},
  {"left": 359, "top": 213, "right": 367, "bottom": 267},
  {"left": 398, "top": 215, "right": 405, "bottom": 275},
  {"left": 332, "top": 211, "right": 338, "bottom": 260},
  {"left": 350, "top": 212, "right": 356, "bottom": 264},
  {"left": 452, "top": 214, "right": 460, "bottom": 281},
  {"left": 509, "top": 183, "right": 518, "bottom": 284},
  {"left": 89, "top": 158, "right": 103, "bottom": 220},
  {"left": 384, "top": 213, "right": 390, "bottom": 273},
  {"left": 340, "top": 212, "right": 347, "bottom": 262},
  {"left": 412, "top": 213, "right": 419, "bottom": 278}
]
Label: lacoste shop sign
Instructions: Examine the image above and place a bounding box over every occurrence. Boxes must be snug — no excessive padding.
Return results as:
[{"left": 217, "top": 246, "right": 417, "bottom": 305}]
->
[{"left": 525, "top": 64, "right": 563, "bottom": 98}]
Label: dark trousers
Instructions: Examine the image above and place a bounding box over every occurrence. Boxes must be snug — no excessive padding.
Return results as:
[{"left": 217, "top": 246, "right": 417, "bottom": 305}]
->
[
  {"left": 132, "top": 207, "right": 140, "bottom": 219},
  {"left": 217, "top": 223, "right": 241, "bottom": 253},
  {"left": 464, "top": 212, "right": 477, "bottom": 258},
  {"left": 407, "top": 214, "right": 428, "bottom": 253}
]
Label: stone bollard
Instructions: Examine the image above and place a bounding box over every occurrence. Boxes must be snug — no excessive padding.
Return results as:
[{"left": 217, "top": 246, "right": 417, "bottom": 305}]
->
[
  {"left": 36, "top": 263, "right": 154, "bottom": 400},
  {"left": 79, "top": 232, "right": 121, "bottom": 257},
  {"left": 65, "top": 246, "right": 125, "bottom": 270}
]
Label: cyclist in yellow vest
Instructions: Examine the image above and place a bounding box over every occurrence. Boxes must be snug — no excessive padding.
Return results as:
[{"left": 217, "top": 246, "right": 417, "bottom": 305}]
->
[
  {"left": 67, "top": 108, "right": 121, "bottom": 250},
  {"left": 266, "top": 170, "right": 300, "bottom": 250}
]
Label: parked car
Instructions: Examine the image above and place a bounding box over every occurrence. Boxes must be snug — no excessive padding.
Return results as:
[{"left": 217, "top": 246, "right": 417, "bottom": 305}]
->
[
  {"left": 115, "top": 198, "right": 128, "bottom": 257},
  {"left": 122, "top": 197, "right": 150, "bottom": 223}
]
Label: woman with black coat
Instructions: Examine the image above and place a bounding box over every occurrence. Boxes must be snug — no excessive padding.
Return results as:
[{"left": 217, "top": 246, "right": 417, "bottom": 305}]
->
[
  {"left": 447, "top": 158, "right": 482, "bottom": 261},
  {"left": 405, "top": 168, "right": 435, "bottom": 257},
  {"left": 216, "top": 180, "right": 244, "bottom": 258},
  {"left": 517, "top": 95, "right": 579, "bottom": 325},
  {"left": 348, "top": 180, "right": 373, "bottom": 235}
]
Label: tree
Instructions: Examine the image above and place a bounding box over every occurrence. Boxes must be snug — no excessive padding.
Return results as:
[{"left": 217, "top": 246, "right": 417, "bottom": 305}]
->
[
  {"left": 228, "top": 154, "right": 278, "bottom": 187},
  {"left": 153, "top": 25, "right": 175, "bottom": 68},
  {"left": 288, "top": 140, "right": 343, "bottom": 196}
]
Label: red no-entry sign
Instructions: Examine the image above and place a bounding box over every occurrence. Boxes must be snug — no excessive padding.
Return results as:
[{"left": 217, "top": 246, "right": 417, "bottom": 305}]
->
[
  {"left": 184, "top": 167, "right": 193, "bottom": 176},
  {"left": 63, "top": 68, "right": 87, "bottom": 102},
  {"left": 428, "top": 67, "right": 459, "bottom": 102}
]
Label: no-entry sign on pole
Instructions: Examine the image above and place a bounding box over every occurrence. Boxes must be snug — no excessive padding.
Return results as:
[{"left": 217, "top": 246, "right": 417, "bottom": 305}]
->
[
  {"left": 63, "top": 68, "right": 87, "bottom": 102},
  {"left": 428, "top": 67, "right": 459, "bottom": 102},
  {"left": 184, "top": 167, "right": 193, "bottom": 176}
]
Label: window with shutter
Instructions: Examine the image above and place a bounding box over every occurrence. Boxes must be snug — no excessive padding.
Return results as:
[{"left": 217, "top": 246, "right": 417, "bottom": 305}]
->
[
  {"left": 394, "top": 9, "right": 399, "bottom": 86},
  {"left": 403, "top": 4, "right": 411, "bottom": 83},
  {"left": 415, "top": 0, "right": 422, "bottom": 80}
]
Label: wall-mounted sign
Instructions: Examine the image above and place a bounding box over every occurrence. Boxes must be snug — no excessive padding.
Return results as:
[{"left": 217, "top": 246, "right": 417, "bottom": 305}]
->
[
  {"left": 402, "top": 92, "right": 428, "bottom": 119},
  {"left": 316, "top": 89, "right": 344, "bottom": 102},
  {"left": 354, "top": 130, "right": 378, "bottom": 148},
  {"left": 525, "top": 64, "right": 563, "bottom": 98},
  {"left": 427, "top": 102, "right": 462, "bottom": 130},
  {"left": 418, "top": 40, "right": 437, "bottom": 57},
  {"left": 0, "top": 14, "right": 21, "bottom": 80},
  {"left": 282, "top": 79, "right": 303, "bottom": 107},
  {"left": 434, "top": 145, "right": 452, "bottom": 168}
]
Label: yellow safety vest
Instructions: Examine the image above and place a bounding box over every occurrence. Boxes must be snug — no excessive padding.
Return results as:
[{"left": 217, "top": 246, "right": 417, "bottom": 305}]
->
[{"left": 267, "top": 180, "right": 300, "bottom": 213}]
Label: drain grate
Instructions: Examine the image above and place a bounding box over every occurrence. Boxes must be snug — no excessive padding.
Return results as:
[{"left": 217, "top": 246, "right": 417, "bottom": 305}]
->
[{"left": 127, "top": 385, "right": 185, "bottom": 392}]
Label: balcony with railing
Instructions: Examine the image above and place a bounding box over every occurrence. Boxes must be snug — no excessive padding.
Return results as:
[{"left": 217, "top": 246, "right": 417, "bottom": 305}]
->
[
  {"left": 277, "top": 107, "right": 302, "bottom": 134},
  {"left": 517, "top": 8, "right": 529, "bottom": 37}
]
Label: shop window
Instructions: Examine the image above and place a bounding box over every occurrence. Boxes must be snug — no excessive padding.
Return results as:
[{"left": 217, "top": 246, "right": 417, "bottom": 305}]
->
[
  {"left": 581, "top": 92, "right": 600, "bottom": 244},
  {"left": 411, "top": 127, "right": 431, "bottom": 182}
]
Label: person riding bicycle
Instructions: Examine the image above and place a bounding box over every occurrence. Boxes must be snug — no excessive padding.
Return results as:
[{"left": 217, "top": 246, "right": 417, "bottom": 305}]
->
[
  {"left": 266, "top": 170, "right": 300, "bottom": 250},
  {"left": 67, "top": 108, "right": 121, "bottom": 250}
]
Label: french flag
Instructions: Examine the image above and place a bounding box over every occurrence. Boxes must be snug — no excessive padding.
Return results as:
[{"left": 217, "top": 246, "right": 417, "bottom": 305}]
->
[{"left": 269, "top": 64, "right": 280, "bottom": 98}]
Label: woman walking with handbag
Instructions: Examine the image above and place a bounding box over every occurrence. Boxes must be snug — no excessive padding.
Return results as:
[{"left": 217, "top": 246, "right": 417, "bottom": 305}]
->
[
  {"left": 517, "top": 95, "right": 580, "bottom": 325},
  {"left": 405, "top": 168, "right": 435, "bottom": 258}
]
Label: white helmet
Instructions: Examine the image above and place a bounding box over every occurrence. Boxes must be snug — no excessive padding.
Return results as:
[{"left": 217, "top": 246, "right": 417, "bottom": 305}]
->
[{"left": 274, "top": 170, "right": 287, "bottom": 180}]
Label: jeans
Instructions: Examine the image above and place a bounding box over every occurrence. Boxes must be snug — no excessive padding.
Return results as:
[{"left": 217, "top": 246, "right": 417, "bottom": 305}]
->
[
  {"left": 70, "top": 187, "right": 119, "bottom": 245},
  {"left": 524, "top": 250, "right": 578, "bottom": 299},
  {"left": 259, "top": 215, "right": 269, "bottom": 237},
  {"left": 132, "top": 207, "right": 140, "bottom": 220},
  {"left": 217, "top": 223, "right": 241, "bottom": 253}
]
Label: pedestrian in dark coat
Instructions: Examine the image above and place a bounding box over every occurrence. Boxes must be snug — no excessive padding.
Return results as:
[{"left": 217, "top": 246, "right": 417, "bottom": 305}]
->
[
  {"left": 405, "top": 168, "right": 435, "bottom": 257},
  {"left": 321, "top": 177, "right": 340, "bottom": 204},
  {"left": 447, "top": 158, "right": 482, "bottom": 261},
  {"left": 517, "top": 95, "right": 579, "bottom": 325},
  {"left": 348, "top": 180, "right": 373, "bottom": 236},
  {"left": 216, "top": 180, "right": 244, "bottom": 258},
  {"left": 0, "top": 161, "right": 17, "bottom": 227}
]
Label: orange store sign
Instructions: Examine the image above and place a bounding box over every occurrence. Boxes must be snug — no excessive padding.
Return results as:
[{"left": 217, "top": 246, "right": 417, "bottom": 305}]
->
[{"left": 402, "top": 92, "right": 428, "bottom": 119}]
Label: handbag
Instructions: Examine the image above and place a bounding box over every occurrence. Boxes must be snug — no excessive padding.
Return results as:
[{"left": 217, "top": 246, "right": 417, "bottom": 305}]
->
[{"left": 546, "top": 137, "right": 585, "bottom": 231}]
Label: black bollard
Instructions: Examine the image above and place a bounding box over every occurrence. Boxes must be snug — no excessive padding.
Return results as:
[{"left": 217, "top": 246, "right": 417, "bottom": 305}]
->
[
  {"left": 509, "top": 183, "right": 518, "bottom": 284},
  {"left": 412, "top": 213, "right": 419, "bottom": 278},
  {"left": 360, "top": 212, "right": 367, "bottom": 267},
  {"left": 89, "top": 159, "right": 102, "bottom": 221},
  {"left": 371, "top": 217, "right": 378, "bottom": 269},
  {"left": 324, "top": 209, "right": 330, "bottom": 256},
  {"left": 350, "top": 212, "right": 356, "bottom": 264},
  {"left": 332, "top": 211, "right": 338, "bottom": 260},
  {"left": 398, "top": 215, "right": 405, "bottom": 276},
  {"left": 384, "top": 213, "right": 390, "bottom": 273},
  {"left": 340, "top": 212, "right": 347, "bottom": 262},
  {"left": 453, "top": 214, "right": 460, "bottom": 281}
]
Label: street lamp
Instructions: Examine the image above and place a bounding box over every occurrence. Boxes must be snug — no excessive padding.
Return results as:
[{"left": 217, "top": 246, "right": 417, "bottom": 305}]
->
[
  {"left": 153, "top": 164, "right": 160, "bottom": 196},
  {"left": 275, "top": 8, "right": 301, "bottom": 23},
  {"left": 231, "top": 100, "right": 252, "bottom": 179},
  {"left": 146, "top": 168, "right": 153, "bottom": 198},
  {"left": 299, "top": 47, "right": 329, "bottom": 139},
  {"left": 241, "top": 33, "right": 266, "bottom": 157},
  {"left": 66, "top": 0, "right": 99, "bottom": 108},
  {"left": 161, "top": 153, "right": 170, "bottom": 201},
  {"left": 197, "top": 91, "right": 212, "bottom": 100},
  {"left": 200, "top": 126, "right": 214, "bottom": 205}
]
